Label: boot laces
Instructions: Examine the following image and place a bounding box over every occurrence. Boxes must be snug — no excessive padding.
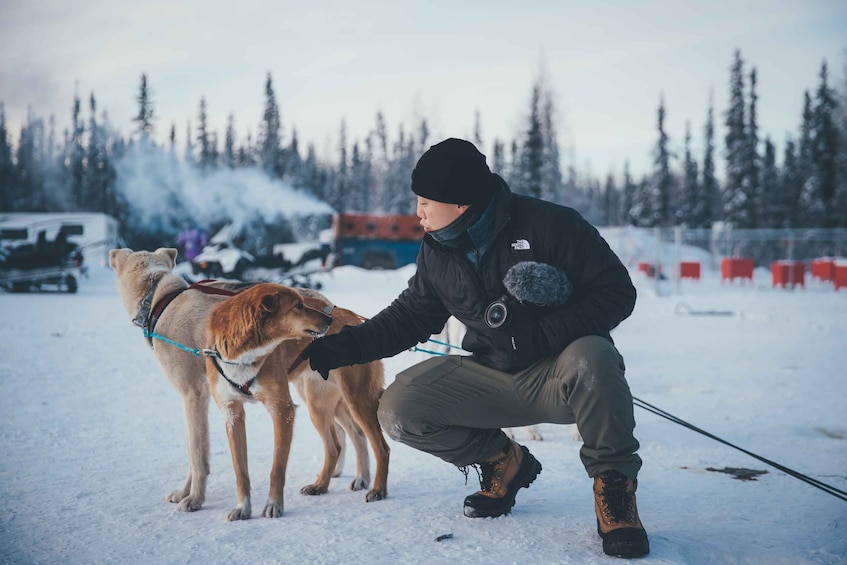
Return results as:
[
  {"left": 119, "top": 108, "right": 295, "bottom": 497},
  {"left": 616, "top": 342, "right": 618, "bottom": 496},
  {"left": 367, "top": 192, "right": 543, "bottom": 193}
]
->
[
  {"left": 598, "top": 475, "right": 636, "bottom": 524},
  {"left": 459, "top": 457, "right": 505, "bottom": 492}
]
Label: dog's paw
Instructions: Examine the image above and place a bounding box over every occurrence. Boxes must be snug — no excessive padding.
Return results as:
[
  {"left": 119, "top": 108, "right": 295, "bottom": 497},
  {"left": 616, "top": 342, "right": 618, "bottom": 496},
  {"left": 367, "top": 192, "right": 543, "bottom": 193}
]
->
[
  {"left": 227, "top": 506, "right": 251, "bottom": 521},
  {"left": 176, "top": 495, "right": 204, "bottom": 512},
  {"left": 165, "top": 489, "right": 189, "bottom": 504},
  {"left": 300, "top": 483, "right": 329, "bottom": 496},
  {"left": 226, "top": 497, "right": 251, "bottom": 521},
  {"left": 349, "top": 476, "right": 370, "bottom": 491},
  {"left": 365, "top": 489, "right": 386, "bottom": 502},
  {"left": 262, "top": 501, "right": 284, "bottom": 518}
]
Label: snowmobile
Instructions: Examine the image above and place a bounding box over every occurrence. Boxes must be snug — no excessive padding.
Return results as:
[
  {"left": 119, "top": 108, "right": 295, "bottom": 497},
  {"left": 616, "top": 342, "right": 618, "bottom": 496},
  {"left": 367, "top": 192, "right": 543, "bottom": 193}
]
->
[
  {"left": 0, "top": 227, "right": 82, "bottom": 293},
  {"left": 189, "top": 224, "right": 330, "bottom": 289}
]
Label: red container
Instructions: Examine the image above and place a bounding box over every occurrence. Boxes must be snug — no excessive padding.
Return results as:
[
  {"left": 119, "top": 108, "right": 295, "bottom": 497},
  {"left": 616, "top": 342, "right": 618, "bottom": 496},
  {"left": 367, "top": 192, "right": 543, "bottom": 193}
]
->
[
  {"left": 678, "top": 261, "right": 701, "bottom": 280},
  {"left": 835, "top": 263, "right": 847, "bottom": 291},
  {"left": 721, "top": 258, "right": 754, "bottom": 283},
  {"left": 810, "top": 259, "right": 835, "bottom": 282},
  {"left": 638, "top": 262, "right": 657, "bottom": 278},
  {"left": 334, "top": 213, "right": 424, "bottom": 241},
  {"left": 771, "top": 261, "right": 805, "bottom": 288}
]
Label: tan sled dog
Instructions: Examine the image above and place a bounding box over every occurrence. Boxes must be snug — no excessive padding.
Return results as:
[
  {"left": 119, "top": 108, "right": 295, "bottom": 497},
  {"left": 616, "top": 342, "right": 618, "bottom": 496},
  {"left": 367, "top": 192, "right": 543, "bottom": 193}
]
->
[
  {"left": 205, "top": 284, "right": 390, "bottom": 520},
  {"left": 111, "top": 248, "right": 389, "bottom": 519},
  {"left": 110, "top": 247, "right": 248, "bottom": 512}
]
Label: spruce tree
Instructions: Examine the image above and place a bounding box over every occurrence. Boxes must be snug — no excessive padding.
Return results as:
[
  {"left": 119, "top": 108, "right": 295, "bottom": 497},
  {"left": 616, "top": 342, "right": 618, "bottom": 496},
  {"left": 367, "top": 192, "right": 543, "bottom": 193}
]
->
[
  {"left": 491, "top": 140, "right": 506, "bottom": 177},
  {"left": 540, "top": 93, "right": 563, "bottom": 204},
  {"left": 517, "top": 83, "right": 544, "bottom": 198},
  {"left": 680, "top": 122, "right": 699, "bottom": 226},
  {"left": 622, "top": 161, "right": 638, "bottom": 226},
  {"left": 724, "top": 49, "right": 748, "bottom": 227},
  {"left": 745, "top": 67, "right": 760, "bottom": 227},
  {"left": 699, "top": 97, "right": 719, "bottom": 228},
  {"left": 133, "top": 73, "right": 155, "bottom": 140},
  {"left": 84, "top": 93, "right": 106, "bottom": 211},
  {"left": 196, "top": 97, "right": 213, "bottom": 170},
  {"left": 223, "top": 113, "right": 236, "bottom": 168},
  {"left": 758, "top": 137, "right": 779, "bottom": 227},
  {"left": 835, "top": 51, "right": 847, "bottom": 226},
  {"left": 812, "top": 61, "right": 839, "bottom": 227},
  {"left": 183, "top": 120, "right": 194, "bottom": 164},
  {"left": 649, "top": 95, "right": 673, "bottom": 226},
  {"left": 797, "top": 91, "right": 815, "bottom": 227},
  {"left": 287, "top": 128, "right": 303, "bottom": 181},
  {"left": 348, "top": 141, "right": 368, "bottom": 212},
  {"left": 333, "top": 119, "right": 349, "bottom": 212},
  {"left": 69, "top": 92, "right": 85, "bottom": 208},
  {"left": 0, "top": 103, "right": 13, "bottom": 210},
  {"left": 473, "top": 110, "right": 483, "bottom": 149},
  {"left": 259, "top": 72, "right": 283, "bottom": 177},
  {"left": 602, "top": 172, "right": 617, "bottom": 226},
  {"left": 780, "top": 137, "right": 803, "bottom": 227}
]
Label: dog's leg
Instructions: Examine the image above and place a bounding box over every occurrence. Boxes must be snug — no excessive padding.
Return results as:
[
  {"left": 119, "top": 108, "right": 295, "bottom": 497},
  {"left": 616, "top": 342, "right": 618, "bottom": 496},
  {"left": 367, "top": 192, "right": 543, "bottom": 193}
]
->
[
  {"left": 333, "top": 402, "right": 370, "bottom": 491},
  {"left": 299, "top": 379, "right": 344, "bottom": 496},
  {"left": 331, "top": 421, "right": 346, "bottom": 478},
  {"left": 222, "top": 401, "right": 252, "bottom": 521},
  {"left": 170, "top": 387, "right": 210, "bottom": 512},
  {"left": 527, "top": 424, "right": 544, "bottom": 441},
  {"left": 265, "top": 399, "right": 296, "bottom": 517},
  {"left": 337, "top": 366, "right": 390, "bottom": 502}
]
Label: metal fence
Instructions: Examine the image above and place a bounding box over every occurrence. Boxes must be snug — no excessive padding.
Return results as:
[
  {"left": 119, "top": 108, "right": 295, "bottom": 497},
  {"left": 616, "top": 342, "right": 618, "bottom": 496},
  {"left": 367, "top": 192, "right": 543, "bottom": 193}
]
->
[{"left": 599, "top": 226, "right": 847, "bottom": 293}]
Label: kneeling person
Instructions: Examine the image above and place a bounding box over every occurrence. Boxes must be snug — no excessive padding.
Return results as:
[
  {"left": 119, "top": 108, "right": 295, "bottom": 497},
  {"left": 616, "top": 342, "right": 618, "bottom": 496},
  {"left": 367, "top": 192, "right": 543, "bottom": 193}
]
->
[{"left": 303, "top": 138, "right": 649, "bottom": 559}]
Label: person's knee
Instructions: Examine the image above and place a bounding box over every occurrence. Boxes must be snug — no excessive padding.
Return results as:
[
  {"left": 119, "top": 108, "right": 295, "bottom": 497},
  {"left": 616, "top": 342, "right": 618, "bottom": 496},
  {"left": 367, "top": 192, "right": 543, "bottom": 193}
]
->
[
  {"left": 558, "top": 336, "right": 626, "bottom": 389},
  {"left": 377, "top": 381, "right": 428, "bottom": 442}
]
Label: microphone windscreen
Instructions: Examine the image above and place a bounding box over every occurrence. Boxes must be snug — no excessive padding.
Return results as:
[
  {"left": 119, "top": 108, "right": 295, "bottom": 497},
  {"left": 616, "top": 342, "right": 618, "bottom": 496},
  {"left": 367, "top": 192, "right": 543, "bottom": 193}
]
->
[{"left": 503, "top": 261, "right": 572, "bottom": 306}]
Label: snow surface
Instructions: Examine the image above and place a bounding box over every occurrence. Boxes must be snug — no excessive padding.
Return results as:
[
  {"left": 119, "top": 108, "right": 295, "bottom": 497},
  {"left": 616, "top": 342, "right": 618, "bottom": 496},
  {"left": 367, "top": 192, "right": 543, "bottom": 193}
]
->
[{"left": 1, "top": 252, "right": 846, "bottom": 564}]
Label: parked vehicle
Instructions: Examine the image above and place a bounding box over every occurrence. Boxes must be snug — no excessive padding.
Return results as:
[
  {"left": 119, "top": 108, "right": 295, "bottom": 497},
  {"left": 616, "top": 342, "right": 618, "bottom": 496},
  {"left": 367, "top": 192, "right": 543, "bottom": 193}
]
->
[
  {"left": 0, "top": 224, "right": 83, "bottom": 293},
  {"left": 190, "top": 223, "right": 329, "bottom": 289},
  {"left": 333, "top": 213, "right": 423, "bottom": 269}
]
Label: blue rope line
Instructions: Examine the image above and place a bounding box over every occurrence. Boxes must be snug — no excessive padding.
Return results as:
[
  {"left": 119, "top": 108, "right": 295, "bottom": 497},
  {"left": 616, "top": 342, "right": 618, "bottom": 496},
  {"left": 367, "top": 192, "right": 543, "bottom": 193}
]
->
[
  {"left": 144, "top": 328, "right": 204, "bottom": 357},
  {"left": 412, "top": 337, "right": 467, "bottom": 357},
  {"left": 412, "top": 346, "right": 448, "bottom": 356},
  {"left": 426, "top": 338, "right": 466, "bottom": 351}
]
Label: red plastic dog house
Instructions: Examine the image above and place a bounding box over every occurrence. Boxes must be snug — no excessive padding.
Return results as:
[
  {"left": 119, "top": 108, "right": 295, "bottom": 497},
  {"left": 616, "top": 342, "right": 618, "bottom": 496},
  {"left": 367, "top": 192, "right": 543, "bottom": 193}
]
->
[
  {"left": 835, "top": 263, "right": 847, "bottom": 291},
  {"left": 720, "top": 258, "right": 754, "bottom": 283},
  {"left": 677, "top": 261, "right": 701, "bottom": 280},
  {"left": 810, "top": 258, "right": 835, "bottom": 282},
  {"left": 771, "top": 261, "right": 805, "bottom": 289}
]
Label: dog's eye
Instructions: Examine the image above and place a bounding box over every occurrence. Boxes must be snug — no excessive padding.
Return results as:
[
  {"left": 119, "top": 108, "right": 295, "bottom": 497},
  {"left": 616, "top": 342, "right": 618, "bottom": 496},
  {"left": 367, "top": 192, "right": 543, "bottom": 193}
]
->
[{"left": 295, "top": 302, "right": 304, "bottom": 310}]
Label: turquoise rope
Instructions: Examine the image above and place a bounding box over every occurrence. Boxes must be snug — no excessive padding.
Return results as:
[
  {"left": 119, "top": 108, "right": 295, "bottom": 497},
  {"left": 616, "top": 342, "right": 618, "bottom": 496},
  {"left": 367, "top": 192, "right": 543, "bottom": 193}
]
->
[
  {"left": 143, "top": 328, "right": 204, "bottom": 357},
  {"left": 426, "top": 337, "right": 466, "bottom": 351},
  {"left": 145, "top": 327, "right": 463, "bottom": 360},
  {"left": 413, "top": 337, "right": 467, "bottom": 357}
]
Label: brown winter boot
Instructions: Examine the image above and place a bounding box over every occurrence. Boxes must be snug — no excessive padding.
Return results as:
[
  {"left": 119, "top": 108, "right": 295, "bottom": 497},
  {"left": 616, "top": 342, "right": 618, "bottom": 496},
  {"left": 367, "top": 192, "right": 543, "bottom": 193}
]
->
[
  {"left": 463, "top": 439, "right": 542, "bottom": 518},
  {"left": 594, "top": 470, "right": 650, "bottom": 558}
]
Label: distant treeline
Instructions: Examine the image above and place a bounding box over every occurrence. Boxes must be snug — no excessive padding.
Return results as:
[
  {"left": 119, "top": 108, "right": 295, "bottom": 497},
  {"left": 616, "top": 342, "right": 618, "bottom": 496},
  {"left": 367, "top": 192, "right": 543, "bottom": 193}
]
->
[{"left": 1, "top": 48, "right": 846, "bottom": 249}]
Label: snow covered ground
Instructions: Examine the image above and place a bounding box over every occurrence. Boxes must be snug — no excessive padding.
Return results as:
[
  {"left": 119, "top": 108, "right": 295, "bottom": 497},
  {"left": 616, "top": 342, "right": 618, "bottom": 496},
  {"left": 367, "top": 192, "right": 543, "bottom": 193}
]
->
[{"left": 1, "top": 257, "right": 846, "bottom": 564}]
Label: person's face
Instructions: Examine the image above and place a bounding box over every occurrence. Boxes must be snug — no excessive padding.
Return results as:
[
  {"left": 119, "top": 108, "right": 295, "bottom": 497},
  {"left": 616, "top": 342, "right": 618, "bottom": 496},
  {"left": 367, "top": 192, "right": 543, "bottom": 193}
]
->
[{"left": 416, "top": 197, "right": 470, "bottom": 232}]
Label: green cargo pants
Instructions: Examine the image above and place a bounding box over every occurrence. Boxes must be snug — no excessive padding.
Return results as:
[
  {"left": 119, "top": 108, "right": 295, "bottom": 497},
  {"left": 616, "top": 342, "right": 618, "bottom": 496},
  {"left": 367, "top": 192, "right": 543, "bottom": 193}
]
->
[{"left": 377, "top": 335, "right": 642, "bottom": 479}]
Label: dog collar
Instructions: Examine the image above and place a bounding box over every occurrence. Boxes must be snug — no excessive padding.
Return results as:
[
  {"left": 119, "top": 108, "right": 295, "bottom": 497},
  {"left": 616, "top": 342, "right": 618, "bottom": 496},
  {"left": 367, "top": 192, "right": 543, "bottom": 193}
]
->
[
  {"left": 132, "top": 275, "right": 164, "bottom": 329},
  {"left": 210, "top": 355, "right": 256, "bottom": 397}
]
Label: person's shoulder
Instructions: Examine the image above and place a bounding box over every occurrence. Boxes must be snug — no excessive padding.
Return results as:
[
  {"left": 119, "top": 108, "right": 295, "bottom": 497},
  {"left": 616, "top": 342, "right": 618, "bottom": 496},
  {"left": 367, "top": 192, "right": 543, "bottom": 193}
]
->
[{"left": 511, "top": 194, "right": 584, "bottom": 223}]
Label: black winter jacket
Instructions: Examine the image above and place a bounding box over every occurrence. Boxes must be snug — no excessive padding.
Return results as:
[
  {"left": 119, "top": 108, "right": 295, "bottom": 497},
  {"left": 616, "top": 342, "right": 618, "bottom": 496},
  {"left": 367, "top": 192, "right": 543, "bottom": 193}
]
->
[{"left": 335, "top": 179, "right": 636, "bottom": 373}]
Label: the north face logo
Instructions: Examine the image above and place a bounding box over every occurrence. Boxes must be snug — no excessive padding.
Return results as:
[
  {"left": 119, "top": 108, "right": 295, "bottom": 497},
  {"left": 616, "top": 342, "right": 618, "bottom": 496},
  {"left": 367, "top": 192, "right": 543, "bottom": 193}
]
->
[{"left": 511, "top": 239, "right": 531, "bottom": 250}]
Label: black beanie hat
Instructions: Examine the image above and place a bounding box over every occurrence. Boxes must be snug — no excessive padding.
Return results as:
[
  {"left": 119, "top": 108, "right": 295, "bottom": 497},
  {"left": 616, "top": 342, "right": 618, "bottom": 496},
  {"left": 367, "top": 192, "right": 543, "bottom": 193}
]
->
[{"left": 411, "top": 138, "right": 494, "bottom": 206}]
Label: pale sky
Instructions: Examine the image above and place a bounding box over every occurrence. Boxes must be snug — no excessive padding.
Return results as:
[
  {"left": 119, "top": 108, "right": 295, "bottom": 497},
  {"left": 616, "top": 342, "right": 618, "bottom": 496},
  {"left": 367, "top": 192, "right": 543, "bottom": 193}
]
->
[{"left": 1, "top": 0, "right": 845, "bottom": 180}]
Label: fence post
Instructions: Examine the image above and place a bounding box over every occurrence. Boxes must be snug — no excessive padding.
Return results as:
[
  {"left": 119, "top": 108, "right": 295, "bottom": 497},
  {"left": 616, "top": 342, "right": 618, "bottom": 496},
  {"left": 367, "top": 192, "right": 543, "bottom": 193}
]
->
[{"left": 674, "top": 226, "right": 682, "bottom": 295}]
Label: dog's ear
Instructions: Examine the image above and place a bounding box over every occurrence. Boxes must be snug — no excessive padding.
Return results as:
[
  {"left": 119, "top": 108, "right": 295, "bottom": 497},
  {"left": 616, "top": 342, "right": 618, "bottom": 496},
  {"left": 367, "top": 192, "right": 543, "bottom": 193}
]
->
[
  {"left": 154, "top": 247, "right": 179, "bottom": 268},
  {"left": 259, "top": 292, "right": 279, "bottom": 315},
  {"left": 109, "top": 248, "right": 132, "bottom": 271}
]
